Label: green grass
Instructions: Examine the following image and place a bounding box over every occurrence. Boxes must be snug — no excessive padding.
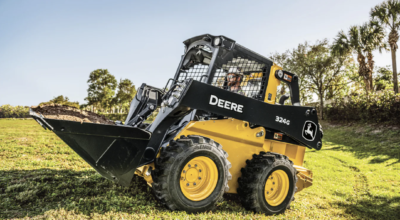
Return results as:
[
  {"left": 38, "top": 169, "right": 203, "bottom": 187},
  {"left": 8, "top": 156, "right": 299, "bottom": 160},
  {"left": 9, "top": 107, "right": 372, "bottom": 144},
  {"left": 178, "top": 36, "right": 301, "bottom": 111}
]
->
[{"left": 1, "top": 119, "right": 399, "bottom": 219}]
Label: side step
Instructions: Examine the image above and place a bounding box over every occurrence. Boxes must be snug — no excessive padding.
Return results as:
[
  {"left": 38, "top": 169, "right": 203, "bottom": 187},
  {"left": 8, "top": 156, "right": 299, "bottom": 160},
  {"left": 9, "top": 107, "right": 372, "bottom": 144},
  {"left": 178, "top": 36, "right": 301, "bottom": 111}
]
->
[{"left": 293, "top": 165, "right": 313, "bottom": 192}]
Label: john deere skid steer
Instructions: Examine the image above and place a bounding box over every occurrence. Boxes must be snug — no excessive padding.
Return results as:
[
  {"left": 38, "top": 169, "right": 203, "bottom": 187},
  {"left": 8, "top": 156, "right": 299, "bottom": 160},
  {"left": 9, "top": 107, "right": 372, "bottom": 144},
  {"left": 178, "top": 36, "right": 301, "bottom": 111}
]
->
[{"left": 31, "top": 34, "right": 322, "bottom": 215}]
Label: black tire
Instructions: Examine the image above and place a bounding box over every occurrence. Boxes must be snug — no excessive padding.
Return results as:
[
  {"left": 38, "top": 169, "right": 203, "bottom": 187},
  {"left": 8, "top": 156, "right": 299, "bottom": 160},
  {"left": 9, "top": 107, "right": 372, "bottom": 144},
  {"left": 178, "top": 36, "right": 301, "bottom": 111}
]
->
[
  {"left": 237, "top": 152, "right": 297, "bottom": 215},
  {"left": 151, "top": 135, "right": 232, "bottom": 213}
]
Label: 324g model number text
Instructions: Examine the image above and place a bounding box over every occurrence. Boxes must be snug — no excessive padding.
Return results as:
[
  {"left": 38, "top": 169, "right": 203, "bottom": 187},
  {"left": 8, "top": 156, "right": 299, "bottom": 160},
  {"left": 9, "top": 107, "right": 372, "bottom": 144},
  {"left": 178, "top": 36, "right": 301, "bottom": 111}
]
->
[{"left": 275, "top": 116, "right": 290, "bottom": 125}]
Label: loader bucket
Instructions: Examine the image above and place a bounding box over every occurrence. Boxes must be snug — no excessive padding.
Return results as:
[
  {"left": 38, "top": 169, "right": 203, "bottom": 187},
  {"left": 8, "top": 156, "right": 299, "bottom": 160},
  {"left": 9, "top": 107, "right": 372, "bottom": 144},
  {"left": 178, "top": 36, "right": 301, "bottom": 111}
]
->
[{"left": 30, "top": 110, "right": 151, "bottom": 186}]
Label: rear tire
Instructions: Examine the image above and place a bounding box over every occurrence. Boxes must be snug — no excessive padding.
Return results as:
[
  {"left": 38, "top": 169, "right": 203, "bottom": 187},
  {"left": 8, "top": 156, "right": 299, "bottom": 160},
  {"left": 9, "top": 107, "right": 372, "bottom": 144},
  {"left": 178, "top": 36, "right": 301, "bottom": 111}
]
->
[
  {"left": 152, "top": 135, "right": 231, "bottom": 213},
  {"left": 237, "top": 152, "right": 297, "bottom": 215}
]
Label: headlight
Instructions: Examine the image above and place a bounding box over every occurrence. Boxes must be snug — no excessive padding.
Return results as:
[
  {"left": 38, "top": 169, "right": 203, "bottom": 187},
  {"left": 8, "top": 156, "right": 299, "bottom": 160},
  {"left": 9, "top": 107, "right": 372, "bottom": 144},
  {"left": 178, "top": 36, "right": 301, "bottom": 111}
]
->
[
  {"left": 167, "top": 96, "right": 177, "bottom": 106},
  {"left": 277, "top": 70, "right": 283, "bottom": 78},
  {"left": 214, "top": 37, "right": 221, "bottom": 46},
  {"left": 162, "top": 80, "right": 190, "bottom": 111},
  {"left": 172, "top": 91, "right": 181, "bottom": 99}
]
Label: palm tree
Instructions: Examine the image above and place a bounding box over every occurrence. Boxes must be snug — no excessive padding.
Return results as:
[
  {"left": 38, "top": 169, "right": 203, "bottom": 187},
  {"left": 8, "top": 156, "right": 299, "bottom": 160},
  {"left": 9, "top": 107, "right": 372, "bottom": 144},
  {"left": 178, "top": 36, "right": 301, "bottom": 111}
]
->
[
  {"left": 362, "top": 20, "right": 387, "bottom": 90},
  {"left": 332, "top": 22, "right": 386, "bottom": 93},
  {"left": 371, "top": 0, "right": 400, "bottom": 93}
]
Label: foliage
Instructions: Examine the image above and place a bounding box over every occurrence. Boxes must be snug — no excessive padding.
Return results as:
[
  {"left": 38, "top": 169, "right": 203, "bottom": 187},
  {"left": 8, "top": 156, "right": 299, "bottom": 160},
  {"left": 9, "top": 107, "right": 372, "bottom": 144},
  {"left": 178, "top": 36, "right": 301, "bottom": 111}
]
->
[
  {"left": 374, "top": 65, "right": 394, "bottom": 91},
  {"left": 112, "top": 79, "right": 137, "bottom": 113},
  {"left": 332, "top": 21, "right": 387, "bottom": 93},
  {"left": 83, "top": 70, "right": 137, "bottom": 114},
  {"left": 0, "top": 105, "right": 29, "bottom": 118},
  {"left": 84, "top": 69, "right": 118, "bottom": 111},
  {"left": 270, "top": 40, "right": 355, "bottom": 111},
  {"left": 39, "top": 95, "right": 80, "bottom": 108},
  {"left": 371, "top": 0, "right": 400, "bottom": 93},
  {"left": 325, "top": 89, "right": 400, "bottom": 124},
  {"left": 288, "top": 39, "right": 354, "bottom": 119},
  {"left": 1, "top": 120, "right": 399, "bottom": 219}
]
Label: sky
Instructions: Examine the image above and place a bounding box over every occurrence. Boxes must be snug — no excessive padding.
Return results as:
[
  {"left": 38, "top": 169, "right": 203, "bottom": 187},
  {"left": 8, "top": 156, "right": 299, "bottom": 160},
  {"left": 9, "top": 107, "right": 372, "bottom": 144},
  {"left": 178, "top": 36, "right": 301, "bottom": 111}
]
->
[{"left": 0, "top": 0, "right": 393, "bottom": 106}]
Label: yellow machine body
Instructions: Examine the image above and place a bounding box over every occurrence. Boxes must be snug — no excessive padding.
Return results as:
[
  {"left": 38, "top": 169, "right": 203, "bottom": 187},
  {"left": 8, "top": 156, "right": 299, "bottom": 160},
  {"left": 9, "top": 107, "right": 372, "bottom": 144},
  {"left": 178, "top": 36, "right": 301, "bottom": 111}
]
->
[
  {"left": 174, "top": 119, "right": 312, "bottom": 193},
  {"left": 136, "top": 63, "right": 313, "bottom": 194}
]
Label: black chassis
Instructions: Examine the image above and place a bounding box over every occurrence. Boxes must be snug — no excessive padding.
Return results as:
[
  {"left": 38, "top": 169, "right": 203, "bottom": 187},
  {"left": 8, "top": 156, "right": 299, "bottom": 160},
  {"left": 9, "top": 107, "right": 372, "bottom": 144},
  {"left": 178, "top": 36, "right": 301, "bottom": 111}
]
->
[{"left": 138, "top": 79, "right": 322, "bottom": 167}]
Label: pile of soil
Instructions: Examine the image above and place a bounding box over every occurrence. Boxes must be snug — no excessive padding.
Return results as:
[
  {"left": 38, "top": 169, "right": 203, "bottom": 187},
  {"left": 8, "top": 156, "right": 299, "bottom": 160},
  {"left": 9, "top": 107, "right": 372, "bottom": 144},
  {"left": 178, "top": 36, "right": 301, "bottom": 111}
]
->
[{"left": 31, "top": 104, "right": 114, "bottom": 125}]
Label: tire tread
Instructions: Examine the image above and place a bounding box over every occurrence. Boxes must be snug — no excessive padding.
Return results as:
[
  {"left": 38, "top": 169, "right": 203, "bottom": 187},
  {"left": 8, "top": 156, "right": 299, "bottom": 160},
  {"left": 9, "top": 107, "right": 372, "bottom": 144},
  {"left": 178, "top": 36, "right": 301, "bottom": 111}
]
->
[
  {"left": 152, "top": 135, "right": 231, "bottom": 212},
  {"left": 237, "top": 152, "right": 298, "bottom": 214}
]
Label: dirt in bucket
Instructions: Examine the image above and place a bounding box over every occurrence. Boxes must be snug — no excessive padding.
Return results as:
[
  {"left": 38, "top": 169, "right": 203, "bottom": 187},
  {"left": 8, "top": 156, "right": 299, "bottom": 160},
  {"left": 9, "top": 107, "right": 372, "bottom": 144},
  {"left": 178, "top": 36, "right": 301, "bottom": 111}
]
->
[{"left": 31, "top": 104, "right": 115, "bottom": 125}]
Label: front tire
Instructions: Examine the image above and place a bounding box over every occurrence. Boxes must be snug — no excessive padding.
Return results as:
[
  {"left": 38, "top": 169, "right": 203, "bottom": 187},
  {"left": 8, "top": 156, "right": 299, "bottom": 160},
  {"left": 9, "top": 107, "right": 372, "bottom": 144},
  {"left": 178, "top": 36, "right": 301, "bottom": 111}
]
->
[
  {"left": 152, "top": 135, "right": 231, "bottom": 213},
  {"left": 237, "top": 152, "right": 297, "bottom": 215}
]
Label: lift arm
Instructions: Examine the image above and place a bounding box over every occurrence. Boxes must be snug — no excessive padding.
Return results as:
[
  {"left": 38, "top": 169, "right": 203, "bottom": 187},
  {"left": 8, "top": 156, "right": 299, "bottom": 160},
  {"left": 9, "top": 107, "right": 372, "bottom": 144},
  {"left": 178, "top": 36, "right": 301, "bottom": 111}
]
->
[{"left": 178, "top": 80, "right": 322, "bottom": 150}]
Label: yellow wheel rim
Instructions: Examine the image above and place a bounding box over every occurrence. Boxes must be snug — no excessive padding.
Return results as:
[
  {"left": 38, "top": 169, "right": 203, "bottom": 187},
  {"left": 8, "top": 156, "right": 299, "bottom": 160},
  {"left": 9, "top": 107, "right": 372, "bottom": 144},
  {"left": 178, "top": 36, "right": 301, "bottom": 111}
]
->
[
  {"left": 180, "top": 156, "right": 219, "bottom": 201},
  {"left": 264, "top": 170, "right": 290, "bottom": 206}
]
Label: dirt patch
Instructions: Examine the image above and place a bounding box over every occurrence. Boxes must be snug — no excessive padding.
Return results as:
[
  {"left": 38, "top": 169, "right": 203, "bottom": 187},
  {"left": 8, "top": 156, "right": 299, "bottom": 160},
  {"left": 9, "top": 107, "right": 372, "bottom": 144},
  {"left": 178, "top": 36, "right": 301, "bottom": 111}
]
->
[
  {"left": 16, "top": 137, "right": 31, "bottom": 142},
  {"left": 371, "top": 129, "right": 382, "bottom": 134},
  {"left": 31, "top": 104, "right": 114, "bottom": 125},
  {"left": 355, "top": 127, "right": 368, "bottom": 134}
]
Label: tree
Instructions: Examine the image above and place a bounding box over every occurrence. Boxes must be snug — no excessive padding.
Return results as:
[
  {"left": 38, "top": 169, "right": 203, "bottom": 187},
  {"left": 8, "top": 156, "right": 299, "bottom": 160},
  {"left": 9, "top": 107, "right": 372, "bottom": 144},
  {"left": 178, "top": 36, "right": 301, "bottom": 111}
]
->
[
  {"left": 290, "top": 39, "right": 354, "bottom": 119},
  {"left": 374, "top": 65, "right": 394, "bottom": 91},
  {"left": 39, "top": 95, "right": 79, "bottom": 108},
  {"left": 371, "top": 0, "right": 400, "bottom": 93},
  {"left": 270, "top": 51, "right": 314, "bottom": 104},
  {"left": 364, "top": 20, "right": 387, "bottom": 89},
  {"left": 84, "top": 69, "right": 117, "bottom": 112},
  {"left": 113, "top": 79, "right": 137, "bottom": 113},
  {"left": 331, "top": 22, "right": 386, "bottom": 93}
]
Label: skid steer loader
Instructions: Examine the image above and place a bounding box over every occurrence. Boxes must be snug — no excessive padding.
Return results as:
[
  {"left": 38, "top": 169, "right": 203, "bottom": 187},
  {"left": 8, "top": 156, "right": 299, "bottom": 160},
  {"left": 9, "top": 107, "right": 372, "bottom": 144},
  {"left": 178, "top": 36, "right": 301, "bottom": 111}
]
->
[{"left": 30, "top": 34, "right": 322, "bottom": 215}]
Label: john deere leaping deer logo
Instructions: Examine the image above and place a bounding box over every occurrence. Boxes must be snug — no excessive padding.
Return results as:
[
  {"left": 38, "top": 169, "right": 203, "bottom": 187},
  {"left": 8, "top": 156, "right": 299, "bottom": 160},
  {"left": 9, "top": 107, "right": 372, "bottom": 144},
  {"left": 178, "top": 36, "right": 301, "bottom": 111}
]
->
[
  {"left": 302, "top": 121, "right": 317, "bottom": 141},
  {"left": 305, "top": 124, "right": 314, "bottom": 139}
]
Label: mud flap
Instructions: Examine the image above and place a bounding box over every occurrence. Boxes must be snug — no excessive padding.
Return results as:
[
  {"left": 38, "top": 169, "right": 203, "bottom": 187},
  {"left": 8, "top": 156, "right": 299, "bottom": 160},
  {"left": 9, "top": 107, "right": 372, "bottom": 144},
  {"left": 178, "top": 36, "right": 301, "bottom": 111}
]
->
[{"left": 31, "top": 115, "right": 151, "bottom": 187}]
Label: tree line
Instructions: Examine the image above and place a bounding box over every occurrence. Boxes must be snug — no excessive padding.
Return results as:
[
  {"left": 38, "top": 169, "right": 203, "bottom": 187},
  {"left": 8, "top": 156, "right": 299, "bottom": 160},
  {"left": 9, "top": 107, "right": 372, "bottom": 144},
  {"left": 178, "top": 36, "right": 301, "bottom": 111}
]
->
[
  {"left": 82, "top": 69, "right": 136, "bottom": 113},
  {"left": 39, "top": 69, "right": 137, "bottom": 114},
  {"left": 271, "top": 0, "right": 400, "bottom": 119}
]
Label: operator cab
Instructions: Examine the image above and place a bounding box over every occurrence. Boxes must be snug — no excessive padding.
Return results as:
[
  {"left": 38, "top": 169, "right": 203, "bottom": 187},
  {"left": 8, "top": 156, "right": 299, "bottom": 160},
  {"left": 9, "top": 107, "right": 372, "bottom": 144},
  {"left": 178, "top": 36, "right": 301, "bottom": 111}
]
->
[{"left": 174, "top": 34, "right": 271, "bottom": 102}]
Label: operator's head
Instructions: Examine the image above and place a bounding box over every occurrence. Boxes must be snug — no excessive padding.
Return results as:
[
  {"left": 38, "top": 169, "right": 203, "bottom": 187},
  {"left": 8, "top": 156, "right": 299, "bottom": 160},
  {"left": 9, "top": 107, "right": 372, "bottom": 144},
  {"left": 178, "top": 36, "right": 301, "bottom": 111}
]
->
[{"left": 227, "top": 67, "right": 243, "bottom": 86}]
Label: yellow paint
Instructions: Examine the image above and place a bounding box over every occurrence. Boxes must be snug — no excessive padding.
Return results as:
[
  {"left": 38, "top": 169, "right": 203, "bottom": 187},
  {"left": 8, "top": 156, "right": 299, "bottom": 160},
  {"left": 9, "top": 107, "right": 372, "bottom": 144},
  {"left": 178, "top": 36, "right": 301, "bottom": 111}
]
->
[
  {"left": 241, "top": 72, "right": 263, "bottom": 87},
  {"left": 173, "top": 119, "right": 311, "bottom": 193},
  {"left": 135, "top": 164, "right": 154, "bottom": 186},
  {"left": 294, "top": 165, "right": 313, "bottom": 192},
  {"left": 264, "top": 64, "right": 282, "bottom": 104},
  {"left": 179, "top": 156, "right": 218, "bottom": 201},
  {"left": 264, "top": 170, "right": 289, "bottom": 206},
  {"left": 135, "top": 63, "right": 314, "bottom": 194},
  {"left": 267, "top": 141, "right": 306, "bottom": 166}
]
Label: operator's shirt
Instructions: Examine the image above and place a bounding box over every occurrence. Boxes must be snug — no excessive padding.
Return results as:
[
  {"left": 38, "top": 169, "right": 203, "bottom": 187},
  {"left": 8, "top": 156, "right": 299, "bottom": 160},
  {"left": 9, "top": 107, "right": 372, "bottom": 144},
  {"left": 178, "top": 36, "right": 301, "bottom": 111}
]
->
[{"left": 229, "top": 87, "right": 245, "bottom": 95}]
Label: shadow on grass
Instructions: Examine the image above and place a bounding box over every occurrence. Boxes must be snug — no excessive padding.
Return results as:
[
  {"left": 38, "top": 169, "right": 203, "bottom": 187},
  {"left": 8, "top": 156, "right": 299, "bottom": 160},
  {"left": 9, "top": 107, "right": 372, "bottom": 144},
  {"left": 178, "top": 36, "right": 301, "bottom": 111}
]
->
[
  {"left": 1, "top": 168, "right": 398, "bottom": 219},
  {"left": 0, "top": 169, "right": 245, "bottom": 219},
  {"left": 0, "top": 169, "right": 161, "bottom": 219},
  {"left": 322, "top": 125, "right": 400, "bottom": 165},
  {"left": 333, "top": 196, "right": 400, "bottom": 220}
]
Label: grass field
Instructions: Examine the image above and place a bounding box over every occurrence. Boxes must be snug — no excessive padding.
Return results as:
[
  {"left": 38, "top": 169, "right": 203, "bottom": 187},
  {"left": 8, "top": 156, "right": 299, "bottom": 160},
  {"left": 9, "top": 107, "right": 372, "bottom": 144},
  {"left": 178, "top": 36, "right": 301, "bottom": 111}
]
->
[{"left": 1, "top": 119, "right": 399, "bottom": 219}]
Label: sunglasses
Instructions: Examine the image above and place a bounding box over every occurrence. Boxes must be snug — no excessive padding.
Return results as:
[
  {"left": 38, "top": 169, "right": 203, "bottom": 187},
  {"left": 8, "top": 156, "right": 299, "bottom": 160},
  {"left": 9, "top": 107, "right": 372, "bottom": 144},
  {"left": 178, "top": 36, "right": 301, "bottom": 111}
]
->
[{"left": 227, "top": 74, "right": 238, "bottom": 79}]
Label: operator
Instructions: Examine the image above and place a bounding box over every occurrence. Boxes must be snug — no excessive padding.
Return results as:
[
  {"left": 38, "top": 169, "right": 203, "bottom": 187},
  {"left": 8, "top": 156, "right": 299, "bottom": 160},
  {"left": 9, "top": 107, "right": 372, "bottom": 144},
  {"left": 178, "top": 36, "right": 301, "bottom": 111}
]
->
[{"left": 226, "top": 67, "right": 245, "bottom": 95}]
